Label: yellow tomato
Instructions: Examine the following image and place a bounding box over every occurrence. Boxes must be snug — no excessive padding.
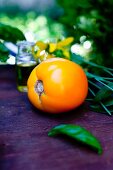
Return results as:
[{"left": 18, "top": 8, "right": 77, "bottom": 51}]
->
[{"left": 27, "top": 58, "right": 88, "bottom": 113}]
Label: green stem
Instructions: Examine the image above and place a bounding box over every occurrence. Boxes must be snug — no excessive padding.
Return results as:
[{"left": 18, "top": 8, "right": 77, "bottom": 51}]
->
[
  {"left": 104, "top": 69, "right": 113, "bottom": 76},
  {"left": 84, "top": 59, "right": 113, "bottom": 71},
  {"left": 95, "top": 79, "right": 113, "bottom": 91},
  {"left": 88, "top": 87, "right": 96, "bottom": 96},
  {"left": 100, "top": 102, "right": 112, "bottom": 116},
  {"left": 88, "top": 80, "right": 101, "bottom": 89},
  {"left": 86, "top": 98, "right": 93, "bottom": 101}
]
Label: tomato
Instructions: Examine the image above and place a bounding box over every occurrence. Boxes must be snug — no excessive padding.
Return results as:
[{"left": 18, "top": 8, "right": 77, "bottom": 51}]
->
[{"left": 27, "top": 58, "right": 88, "bottom": 113}]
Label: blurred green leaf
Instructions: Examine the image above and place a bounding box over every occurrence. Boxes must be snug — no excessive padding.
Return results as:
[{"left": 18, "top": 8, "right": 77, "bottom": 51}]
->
[
  {"left": 0, "top": 22, "right": 26, "bottom": 62},
  {"left": 0, "top": 42, "right": 9, "bottom": 62},
  {"left": 0, "top": 23, "right": 26, "bottom": 43}
]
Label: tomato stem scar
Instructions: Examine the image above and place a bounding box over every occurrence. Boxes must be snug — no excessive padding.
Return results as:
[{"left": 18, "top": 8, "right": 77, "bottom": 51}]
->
[{"left": 35, "top": 80, "right": 44, "bottom": 96}]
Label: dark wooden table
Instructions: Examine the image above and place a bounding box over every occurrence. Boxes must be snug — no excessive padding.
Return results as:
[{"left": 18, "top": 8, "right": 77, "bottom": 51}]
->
[{"left": 0, "top": 65, "right": 113, "bottom": 170}]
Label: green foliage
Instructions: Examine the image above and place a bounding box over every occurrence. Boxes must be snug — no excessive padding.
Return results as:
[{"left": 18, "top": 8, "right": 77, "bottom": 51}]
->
[
  {"left": 0, "top": 13, "right": 65, "bottom": 42},
  {"left": 71, "top": 53, "right": 113, "bottom": 115},
  {"left": 0, "top": 23, "right": 26, "bottom": 62},
  {"left": 56, "top": 0, "right": 113, "bottom": 67}
]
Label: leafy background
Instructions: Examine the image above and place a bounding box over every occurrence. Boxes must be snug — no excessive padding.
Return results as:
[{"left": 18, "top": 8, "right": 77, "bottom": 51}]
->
[{"left": 56, "top": 0, "right": 113, "bottom": 68}]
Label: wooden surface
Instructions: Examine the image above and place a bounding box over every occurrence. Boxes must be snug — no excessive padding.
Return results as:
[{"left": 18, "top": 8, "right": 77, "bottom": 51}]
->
[{"left": 0, "top": 65, "right": 113, "bottom": 170}]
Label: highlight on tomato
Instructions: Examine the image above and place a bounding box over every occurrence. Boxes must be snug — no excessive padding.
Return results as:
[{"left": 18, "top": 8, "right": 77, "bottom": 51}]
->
[{"left": 27, "top": 58, "right": 88, "bottom": 114}]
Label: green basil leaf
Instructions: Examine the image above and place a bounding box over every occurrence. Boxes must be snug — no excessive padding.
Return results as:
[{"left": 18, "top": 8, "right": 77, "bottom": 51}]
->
[
  {"left": 94, "top": 84, "right": 113, "bottom": 102},
  {"left": 48, "top": 124, "right": 102, "bottom": 154},
  {"left": 104, "top": 98, "right": 113, "bottom": 107}
]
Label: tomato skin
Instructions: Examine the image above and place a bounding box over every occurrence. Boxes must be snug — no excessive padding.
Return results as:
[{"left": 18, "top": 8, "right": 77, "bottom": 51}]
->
[{"left": 27, "top": 58, "right": 88, "bottom": 113}]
